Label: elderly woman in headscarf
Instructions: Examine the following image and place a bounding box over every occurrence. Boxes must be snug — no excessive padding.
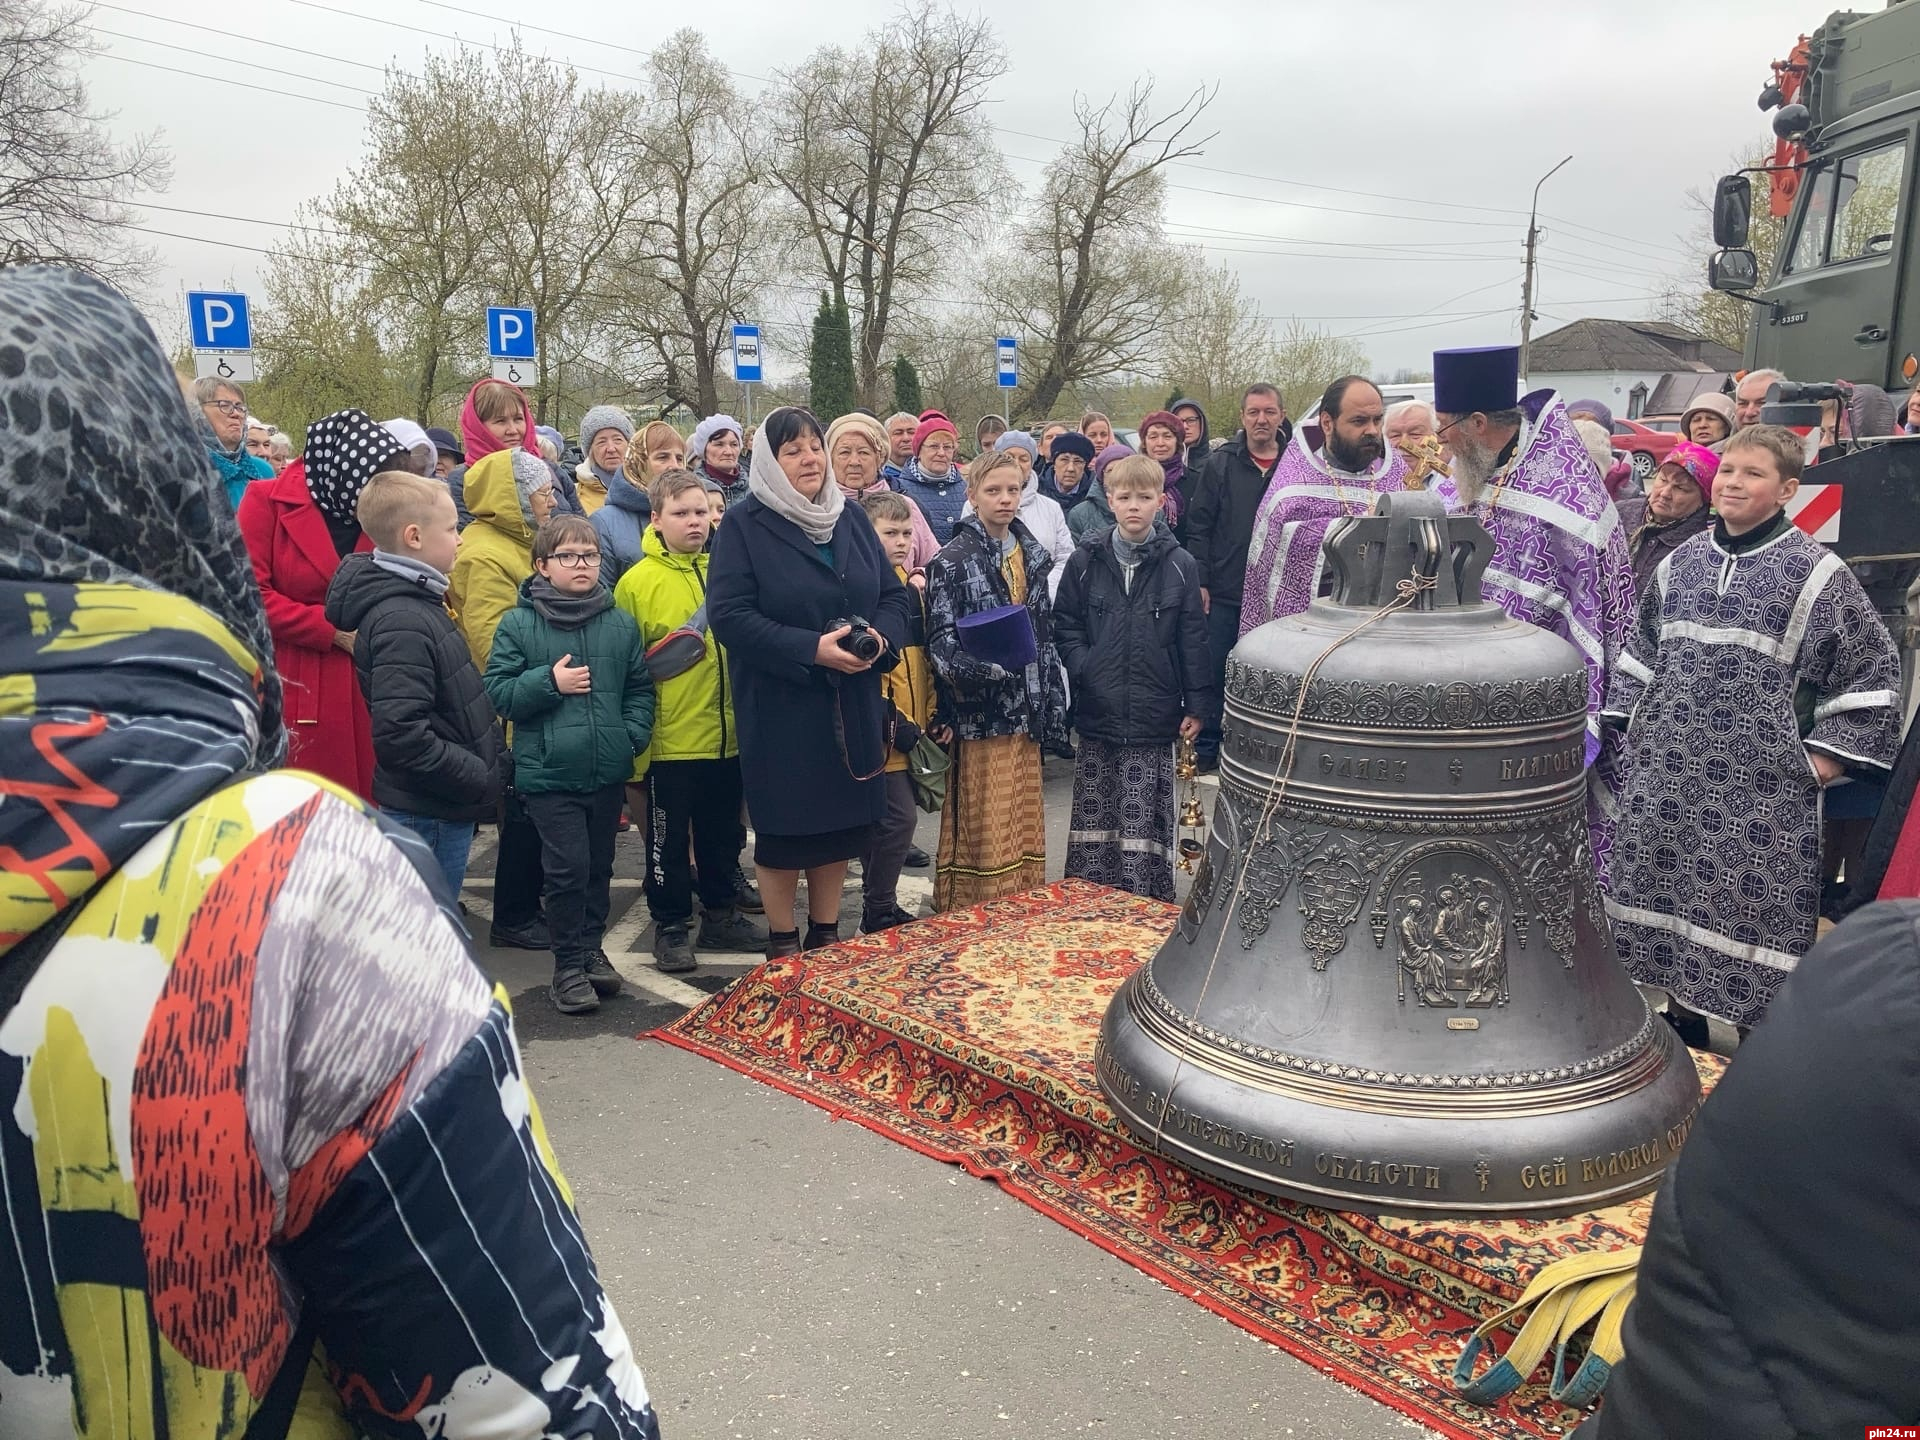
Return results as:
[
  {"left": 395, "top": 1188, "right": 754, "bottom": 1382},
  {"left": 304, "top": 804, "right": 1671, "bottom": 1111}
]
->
[
  {"left": 828, "top": 410, "right": 939, "bottom": 570},
  {"left": 688, "top": 413, "right": 747, "bottom": 506},
  {"left": 708, "top": 406, "right": 915, "bottom": 957},
  {"left": 236, "top": 405, "right": 408, "bottom": 799},
  {"left": 0, "top": 265, "right": 662, "bottom": 1440}
]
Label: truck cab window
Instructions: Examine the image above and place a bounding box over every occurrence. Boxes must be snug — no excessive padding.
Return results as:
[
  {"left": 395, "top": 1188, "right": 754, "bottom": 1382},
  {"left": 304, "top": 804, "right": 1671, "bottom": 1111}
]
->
[
  {"left": 1831, "top": 143, "right": 1905, "bottom": 262},
  {"left": 1785, "top": 140, "right": 1906, "bottom": 272}
]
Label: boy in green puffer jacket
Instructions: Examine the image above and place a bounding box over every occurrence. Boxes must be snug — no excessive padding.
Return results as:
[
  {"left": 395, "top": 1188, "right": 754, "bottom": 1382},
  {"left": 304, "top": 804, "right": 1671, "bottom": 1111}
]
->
[
  {"left": 613, "top": 469, "right": 762, "bottom": 973},
  {"left": 484, "top": 514, "right": 656, "bottom": 1014}
]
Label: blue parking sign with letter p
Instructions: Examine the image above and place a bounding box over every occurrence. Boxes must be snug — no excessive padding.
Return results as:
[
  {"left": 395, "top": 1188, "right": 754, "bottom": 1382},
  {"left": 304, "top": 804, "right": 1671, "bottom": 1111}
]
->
[
  {"left": 488, "top": 306, "right": 537, "bottom": 360},
  {"left": 187, "top": 291, "right": 252, "bottom": 351}
]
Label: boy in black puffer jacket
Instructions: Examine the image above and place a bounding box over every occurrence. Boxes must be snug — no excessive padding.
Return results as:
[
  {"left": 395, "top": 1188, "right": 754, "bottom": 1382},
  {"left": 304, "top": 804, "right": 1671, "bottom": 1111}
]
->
[
  {"left": 1054, "top": 455, "right": 1213, "bottom": 902},
  {"left": 326, "top": 471, "right": 508, "bottom": 898}
]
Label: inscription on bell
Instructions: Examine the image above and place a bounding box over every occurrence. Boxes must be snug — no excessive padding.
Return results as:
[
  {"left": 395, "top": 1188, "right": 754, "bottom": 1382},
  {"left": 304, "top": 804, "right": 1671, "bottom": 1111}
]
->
[
  {"left": 1317, "top": 752, "right": 1410, "bottom": 784},
  {"left": 1499, "top": 745, "right": 1582, "bottom": 782}
]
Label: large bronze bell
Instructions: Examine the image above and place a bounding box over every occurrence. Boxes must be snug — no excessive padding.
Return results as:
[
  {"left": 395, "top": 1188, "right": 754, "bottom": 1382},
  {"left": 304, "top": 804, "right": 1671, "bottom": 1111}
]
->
[{"left": 1096, "top": 493, "right": 1702, "bottom": 1216}]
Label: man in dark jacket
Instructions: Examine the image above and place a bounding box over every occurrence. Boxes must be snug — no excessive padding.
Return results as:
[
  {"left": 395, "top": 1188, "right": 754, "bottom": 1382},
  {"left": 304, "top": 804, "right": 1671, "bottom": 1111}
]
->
[
  {"left": 1183, "top": 383, "right": 1287, "bottom": 768},
  {"left": 1577, "top": 900, "right": 1920, "bottom": 1437},
  {"left": 1054, "top": 455, "right": 1213, "bottom": 901},
  {"left": 324, "top": 473, "right": 507, "bottom": 897}
]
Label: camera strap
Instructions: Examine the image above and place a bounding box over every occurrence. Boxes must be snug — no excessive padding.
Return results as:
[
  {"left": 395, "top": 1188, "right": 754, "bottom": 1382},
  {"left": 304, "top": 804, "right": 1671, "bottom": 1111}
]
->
[{"left": 834, "top": 679, "right": 895, "bottom": 783}]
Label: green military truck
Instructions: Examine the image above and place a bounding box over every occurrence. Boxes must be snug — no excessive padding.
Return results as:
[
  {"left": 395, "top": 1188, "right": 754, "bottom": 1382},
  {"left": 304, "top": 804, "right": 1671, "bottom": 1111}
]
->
[{"left": 1711, "top": 2, "right": 1920, "bottom": 390}]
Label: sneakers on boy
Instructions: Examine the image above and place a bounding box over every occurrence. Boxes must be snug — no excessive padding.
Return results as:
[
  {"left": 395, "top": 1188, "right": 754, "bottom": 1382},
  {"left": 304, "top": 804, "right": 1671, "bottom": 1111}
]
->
[
  {"left": 653, "top": 925, "right": 697, "bottom": 974},
  {"left": 490, "top": 916, "right": 552, "bottom": 951},
  {"left": 699, "top": 904, "right": 765, "bottom": 953},
  {"left": 550, "top": 967, "right": 600, "bottom": 1015},
  {"left": 584, "top": 949, "right": 623, "bottom": 997}
]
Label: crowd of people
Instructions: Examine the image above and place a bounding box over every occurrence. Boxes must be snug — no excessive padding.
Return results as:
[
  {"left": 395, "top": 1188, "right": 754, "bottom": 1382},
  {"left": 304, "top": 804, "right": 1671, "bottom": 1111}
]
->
[
  {"left": 5, "top": 262, "right": 1920, "bottom": 1436},
  {"left": 187, "top": 336, "right": 1920, "bottom": 1054}
]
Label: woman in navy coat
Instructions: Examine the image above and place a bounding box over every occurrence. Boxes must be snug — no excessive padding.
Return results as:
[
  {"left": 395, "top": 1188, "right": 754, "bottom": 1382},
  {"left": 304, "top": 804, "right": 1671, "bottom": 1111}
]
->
[{"left": 708, "top": 406, "right": 915, "bottom": 956}]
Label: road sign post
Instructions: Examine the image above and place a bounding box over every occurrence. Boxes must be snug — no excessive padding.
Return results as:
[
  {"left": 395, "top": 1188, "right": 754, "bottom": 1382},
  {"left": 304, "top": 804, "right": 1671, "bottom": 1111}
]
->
[
  {"left": 732, "top": 323, "right": 762, "bottom": 424},
  {"left": 487, "top": 306, "right": 538, "bottom": 385},
  {"left": 187, "top": 290, "right": 257, "bottom": 383}
]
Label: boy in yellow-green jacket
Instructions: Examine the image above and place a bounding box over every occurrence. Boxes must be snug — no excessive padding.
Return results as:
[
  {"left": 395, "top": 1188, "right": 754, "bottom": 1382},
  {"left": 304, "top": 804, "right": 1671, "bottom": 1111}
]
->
[
  {"left": 858, "top": 489, "right": 947, "bottom": 934},
  {"left": 613, "top": 469, "right": 763, "bottom": 972}
]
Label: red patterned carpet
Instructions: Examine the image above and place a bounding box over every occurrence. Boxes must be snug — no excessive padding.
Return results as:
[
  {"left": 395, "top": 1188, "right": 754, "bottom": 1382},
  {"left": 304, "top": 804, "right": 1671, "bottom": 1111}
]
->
[{"left": 654, "top": 879, "right": 1718, "bottom": 1440}]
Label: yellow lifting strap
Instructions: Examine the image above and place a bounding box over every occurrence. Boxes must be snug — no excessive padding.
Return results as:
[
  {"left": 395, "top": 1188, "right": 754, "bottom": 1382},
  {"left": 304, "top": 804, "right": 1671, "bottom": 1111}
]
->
[{"left": 1452, "top": 1246, "right": 1642, "bottom": 1408}]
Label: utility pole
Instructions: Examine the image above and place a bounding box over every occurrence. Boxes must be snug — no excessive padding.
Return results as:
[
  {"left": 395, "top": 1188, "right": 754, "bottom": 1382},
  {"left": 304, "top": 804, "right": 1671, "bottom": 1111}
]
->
[{"left": 1519, "top": 155, "right": 1573, "bottom": 384}]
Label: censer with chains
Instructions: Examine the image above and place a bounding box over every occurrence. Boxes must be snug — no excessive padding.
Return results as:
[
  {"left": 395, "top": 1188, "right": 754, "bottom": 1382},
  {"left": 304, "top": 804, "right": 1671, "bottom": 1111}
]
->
[
  {"left": 1096, "top": 491, "right": 1701, "bottom": 1217},
  {"left": 1174, "top": 736, "right": 1207, "bottom": 872}
]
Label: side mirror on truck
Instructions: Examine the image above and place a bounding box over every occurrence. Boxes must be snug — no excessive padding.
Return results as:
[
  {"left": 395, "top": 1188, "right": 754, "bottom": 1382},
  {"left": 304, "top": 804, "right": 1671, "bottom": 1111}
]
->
[
  {"left": 1713, "top": 174, "right": 1752, "bottom": 249},
  {"left": 1710, "top": 248, "right": 1760, "bottom": 292}
]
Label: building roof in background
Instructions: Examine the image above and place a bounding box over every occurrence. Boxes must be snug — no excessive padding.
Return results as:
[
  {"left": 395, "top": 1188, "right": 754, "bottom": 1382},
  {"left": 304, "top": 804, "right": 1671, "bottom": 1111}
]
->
[
  {"left": 1529, "top": 318, "right": 1744, "bottom": 375},
  {"left": 1646, "top": 371, "right": 1736, "bottom": 415}
]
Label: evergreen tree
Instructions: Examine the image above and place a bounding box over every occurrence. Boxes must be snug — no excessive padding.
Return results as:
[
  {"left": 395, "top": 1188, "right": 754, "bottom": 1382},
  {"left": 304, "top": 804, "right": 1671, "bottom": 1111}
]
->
[
  {"left": 893, "top": 355, "right": 924, "bottom": 415},
  {"left": 809, "top": 292, "right": 857, "bottom": 420}
]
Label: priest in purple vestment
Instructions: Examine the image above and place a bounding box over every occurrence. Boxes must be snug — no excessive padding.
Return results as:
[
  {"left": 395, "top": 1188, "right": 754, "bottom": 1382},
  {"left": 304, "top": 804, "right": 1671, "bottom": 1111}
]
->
[
  {"left": 1241, "top": 376, "right": 1415, "bottom": 634},
  {"left": 1433, "top": 344, "right": 1637, "bottom": 877}
]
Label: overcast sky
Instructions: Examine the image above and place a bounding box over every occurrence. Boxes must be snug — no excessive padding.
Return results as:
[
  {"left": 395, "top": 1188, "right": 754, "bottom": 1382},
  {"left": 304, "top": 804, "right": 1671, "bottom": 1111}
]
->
[{"left": 83, "top": 0, "right": 1819, "bottom": 377}]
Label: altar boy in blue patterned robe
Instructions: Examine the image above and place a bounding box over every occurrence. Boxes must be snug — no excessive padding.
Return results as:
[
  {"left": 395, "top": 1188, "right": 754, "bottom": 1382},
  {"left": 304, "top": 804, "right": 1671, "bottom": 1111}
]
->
[{"left": 1602, "top": 424, "right": 1900, "bottom": 1040}]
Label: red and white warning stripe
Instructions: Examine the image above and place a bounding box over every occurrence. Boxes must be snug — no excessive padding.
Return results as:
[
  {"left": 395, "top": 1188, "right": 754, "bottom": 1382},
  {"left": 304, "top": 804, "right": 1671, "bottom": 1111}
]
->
[{"left": 1788, "top": 482, "right": 1841, "bottom": 541}]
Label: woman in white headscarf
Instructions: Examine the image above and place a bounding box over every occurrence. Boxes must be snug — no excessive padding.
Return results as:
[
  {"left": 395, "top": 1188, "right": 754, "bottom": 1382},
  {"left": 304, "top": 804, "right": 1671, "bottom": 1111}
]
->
[{"left": 708, "top": 406, "right": 917, "bottom": 957}]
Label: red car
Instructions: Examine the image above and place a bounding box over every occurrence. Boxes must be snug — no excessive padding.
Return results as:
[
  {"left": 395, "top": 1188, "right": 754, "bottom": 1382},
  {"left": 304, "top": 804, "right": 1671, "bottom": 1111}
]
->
[{"left": 1609, "top": 418, "right": 1681, "bottom": 481}]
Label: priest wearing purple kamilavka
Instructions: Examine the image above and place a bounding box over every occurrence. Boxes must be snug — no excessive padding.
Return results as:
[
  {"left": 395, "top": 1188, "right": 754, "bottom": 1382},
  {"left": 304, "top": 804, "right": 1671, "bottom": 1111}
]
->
[{"left": 1432, "top": 344, "right": 1638, "bottom": 880}]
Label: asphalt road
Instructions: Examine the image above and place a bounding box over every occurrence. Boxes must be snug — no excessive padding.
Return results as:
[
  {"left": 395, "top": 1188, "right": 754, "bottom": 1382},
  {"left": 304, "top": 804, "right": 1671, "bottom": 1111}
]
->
[{"left": 467, "top": 760, "right": 1428, "bottom": 1439}]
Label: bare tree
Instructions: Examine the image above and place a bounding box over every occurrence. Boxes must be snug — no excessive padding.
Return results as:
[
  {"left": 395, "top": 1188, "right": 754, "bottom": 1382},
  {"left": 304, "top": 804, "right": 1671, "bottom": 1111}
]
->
[
  {"left": 981, "top": 82, "right": 1215, "bottom": 418},
  {"left": 1161, "top": 259, "right": 1279, "bottom": 418},
  {"left": 605, "top": 30, "right": 773, "bottom": 416},
  {"left": 772, "top": 2, "right": 1007, "bottom": 407},
  {"left": 1268, "top": 318, "right": 1369, "bottom": 419},
  {"left": 322, "top": 49, "right": 495, "bottom": 420},
  {"left": 482, "top": 45, "right": 655, "bottom": 425},
  {"left": 252, "top": 220, "right": 408, "bottom": 440},
  {"left": 0, "top": 0, "right": 168, "bottom": 284}
]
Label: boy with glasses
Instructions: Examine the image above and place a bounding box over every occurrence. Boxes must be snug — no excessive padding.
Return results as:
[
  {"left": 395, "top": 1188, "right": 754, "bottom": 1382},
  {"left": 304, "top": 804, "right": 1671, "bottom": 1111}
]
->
[{"left": 484, "top": 515, "right": 657, "bottom": 1014}]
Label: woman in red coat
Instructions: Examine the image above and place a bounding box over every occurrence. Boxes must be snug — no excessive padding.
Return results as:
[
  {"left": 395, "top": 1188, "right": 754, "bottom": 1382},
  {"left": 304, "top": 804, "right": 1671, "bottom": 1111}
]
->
[{"left": 237, "top": 409, "right": 409, "bottom": 798}]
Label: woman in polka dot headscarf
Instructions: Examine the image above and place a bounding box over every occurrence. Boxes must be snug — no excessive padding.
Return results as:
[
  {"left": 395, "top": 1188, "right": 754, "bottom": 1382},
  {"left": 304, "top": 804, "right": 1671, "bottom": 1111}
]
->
[{"left": 237, "top": 407, "right": 411, "bottom": 798}]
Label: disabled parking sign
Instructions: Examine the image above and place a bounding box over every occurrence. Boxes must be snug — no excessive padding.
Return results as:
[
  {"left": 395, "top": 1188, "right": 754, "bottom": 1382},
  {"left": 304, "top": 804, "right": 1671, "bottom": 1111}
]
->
[{"left": 187, "top": 290, "right": 256, "bottom": 382}]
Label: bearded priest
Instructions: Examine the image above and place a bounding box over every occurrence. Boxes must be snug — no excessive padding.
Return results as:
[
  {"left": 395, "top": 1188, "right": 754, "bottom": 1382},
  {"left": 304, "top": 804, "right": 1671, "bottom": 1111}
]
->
[
  {"left": 1433, "top": 344, "right": 1637, "bottom": 878},
  {"left": 1240, "top": 375, "right": 1416, "bottom": 633}
]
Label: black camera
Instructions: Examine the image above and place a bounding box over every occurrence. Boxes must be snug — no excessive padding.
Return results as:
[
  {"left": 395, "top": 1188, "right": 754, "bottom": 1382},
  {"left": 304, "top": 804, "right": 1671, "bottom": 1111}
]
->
[
  {"left": 1767, "top": 380, "right": 1850, "bottom": 404},
  {"left": 832, "top": 615, "right": 883, "bottom": 662}
]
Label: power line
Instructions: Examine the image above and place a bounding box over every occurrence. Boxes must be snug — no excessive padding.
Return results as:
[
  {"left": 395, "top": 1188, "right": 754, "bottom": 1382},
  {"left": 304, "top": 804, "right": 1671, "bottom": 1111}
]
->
[
  {"left": 90, "top": 2, "right": 392, "bottom": 72},
  {"left": 92, "top": 51, "right": 368, "bottom": 111},
  {"left": 136, "top": 200, "right": 350, "bottom": 235},
  {"left": 413, "top": 0, "right": 777, "bottom": 84},
  {"left": 92, "top": 28, "right": 382, "bottom": 93},
  {"left": 287, "top": 0, "right": 647, "bottom": 87},
  {"left": 993, "top": 125, "right": 1532, "bottom": 222}
]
